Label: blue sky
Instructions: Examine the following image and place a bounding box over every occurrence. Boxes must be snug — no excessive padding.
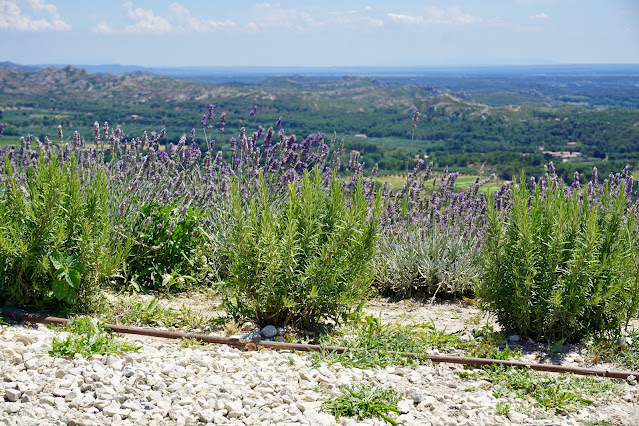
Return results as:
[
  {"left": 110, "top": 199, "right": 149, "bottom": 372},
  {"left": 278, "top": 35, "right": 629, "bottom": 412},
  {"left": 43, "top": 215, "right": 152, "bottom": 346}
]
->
[{"left": 1, "top": 0, "right": 638, "bottom": 67}]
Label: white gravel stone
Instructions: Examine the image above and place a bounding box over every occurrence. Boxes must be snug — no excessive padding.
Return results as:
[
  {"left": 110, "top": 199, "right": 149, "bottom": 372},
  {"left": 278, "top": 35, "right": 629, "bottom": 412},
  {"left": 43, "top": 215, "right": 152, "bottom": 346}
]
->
[
  {"left": 4, "top": 388, "right": 21, "bottom": 402},
  {"left": 1, "top": 321, "right": 638, "bottom": 425}
]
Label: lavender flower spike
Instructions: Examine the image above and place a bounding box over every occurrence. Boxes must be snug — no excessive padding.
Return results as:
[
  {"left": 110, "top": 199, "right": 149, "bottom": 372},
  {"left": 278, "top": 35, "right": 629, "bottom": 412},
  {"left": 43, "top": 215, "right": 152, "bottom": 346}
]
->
[
  {"left": 206, "top": 104, "right": 216, "bottom": 120},
  {"left": 217, "top": 112, "right": 226, "bottom": 131},
  {"left": 0, "top": 123, "right": 4, "bottom": 138},
  {"left": 412, "top": 109, "right": 420, "bottom": 126}
]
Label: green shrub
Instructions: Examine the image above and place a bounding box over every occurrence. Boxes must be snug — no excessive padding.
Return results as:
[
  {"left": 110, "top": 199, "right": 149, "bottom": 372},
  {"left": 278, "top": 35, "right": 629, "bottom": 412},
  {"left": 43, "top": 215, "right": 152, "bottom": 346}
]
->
[
  {"left": 122, "top": 197, "right": 204, "bottom": 292},
  {"left": 374, "top": 226, "right": 480, "bottom": 298},
  {"left": 0, "top": 154, "right": 122, "bottom": 310},
  {"left": 223, "top": 167, "right": 381, "bottom": 327},
  {"left": 476, "top": 174, "right": 638, "bottom": 342}
]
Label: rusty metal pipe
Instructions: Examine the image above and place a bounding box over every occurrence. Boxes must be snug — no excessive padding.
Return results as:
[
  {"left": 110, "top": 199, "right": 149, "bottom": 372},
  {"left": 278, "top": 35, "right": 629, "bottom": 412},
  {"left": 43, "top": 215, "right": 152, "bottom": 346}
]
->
[{"left": 2, "top": 308, "right": 637, "bottom": 380}]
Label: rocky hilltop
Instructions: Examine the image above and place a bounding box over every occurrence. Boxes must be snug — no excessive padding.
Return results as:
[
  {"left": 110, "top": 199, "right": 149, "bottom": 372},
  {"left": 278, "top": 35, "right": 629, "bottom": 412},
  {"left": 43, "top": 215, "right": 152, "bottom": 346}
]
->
[{"left": 0, "top": 66, "right": 210, "bottom": 103}]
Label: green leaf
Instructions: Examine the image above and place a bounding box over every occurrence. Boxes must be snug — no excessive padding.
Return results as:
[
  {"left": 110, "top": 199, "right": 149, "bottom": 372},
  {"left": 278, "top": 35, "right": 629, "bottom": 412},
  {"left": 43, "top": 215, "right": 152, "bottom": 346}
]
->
[
  {"left": 74, "top": 263, "right": 84, "bottom": 275},
  {"left": 49, "top": 252, "right": 66, "bottom": 270},
  {"left": 52, "top": 279, "right": 69, "bottom": 300},
  {"left": 161, "top": 274, "right": 173, "bottom": 288},
  {"left": 67, "top": 269, "right": 81, "bottom": 288},
  {"left": 65, "top": 288, "right": 77, "bottom": 304}
]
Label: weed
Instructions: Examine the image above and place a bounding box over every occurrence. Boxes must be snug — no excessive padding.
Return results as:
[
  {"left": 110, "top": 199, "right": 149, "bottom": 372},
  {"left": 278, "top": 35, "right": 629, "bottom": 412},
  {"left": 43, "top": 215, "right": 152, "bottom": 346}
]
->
[
  {"left": 179, "top": 338, "right": 203, "bottom": 349},
  {"left": 223, "top": 321, "right": 241, "bottom": 337},
  {"left": 123, "top": 196, "right": 204, "bottom": 293},
  {"left": 468, "top": 344, "right": 520, "bottom": 360},
  {"left": 312, "top": 315, "right": 519, "bottom": 368},
  {"left": 545, "top": 338, "right": 567, "bottom": 358},
  {"left": 495, "top": 402, "right": 511, "bottom": 416},
  {"left": 324, "top": 384, "right": 402, "bottom": 425},
  {"left": 477, "top": 365, "right": 622, "bottom": 416},
  {"left": 49, "top": 317, "right": 139, "bottom": 359},
  {"left": 587, "top": 329, "right": 639, "bottom": 371},
  {"left": 100, "top": 296, "right": 209, "bottom": 330},
  {"left": 311, "top": 315, "right": 432, "bottom": 368}
]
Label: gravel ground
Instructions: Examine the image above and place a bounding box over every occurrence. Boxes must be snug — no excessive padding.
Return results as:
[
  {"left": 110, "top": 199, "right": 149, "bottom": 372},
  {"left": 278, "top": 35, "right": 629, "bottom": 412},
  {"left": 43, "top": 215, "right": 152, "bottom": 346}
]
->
[{"left": 1, "top": 319, "right": 639, "bottom": 425}]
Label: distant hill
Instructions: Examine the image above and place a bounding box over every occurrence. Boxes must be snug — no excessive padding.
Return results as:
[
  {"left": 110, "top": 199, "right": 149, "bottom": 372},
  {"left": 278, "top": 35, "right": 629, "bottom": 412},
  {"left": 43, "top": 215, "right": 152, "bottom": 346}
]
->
[
  {"left": 0, "top": 64, "right": 474, "bottom": 113},
  {"left": 0, "top": 61, "right": 41, "bottom": 72},
  {"left": 0, "top": 65, "right": 212, "bottom": 103}
]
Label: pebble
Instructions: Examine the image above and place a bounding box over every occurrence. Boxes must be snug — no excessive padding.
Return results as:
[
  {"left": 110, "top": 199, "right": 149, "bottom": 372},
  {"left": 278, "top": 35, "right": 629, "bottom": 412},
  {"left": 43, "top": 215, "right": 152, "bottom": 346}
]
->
[
  {"left": 0, "top": 322, "right": 637, "bottom": 425},
  {"left": 507, "top": 334, "right": 521, "bottom": 343},
  {"left": 261, "top": 325, "right": 278, "bottom": 338}
]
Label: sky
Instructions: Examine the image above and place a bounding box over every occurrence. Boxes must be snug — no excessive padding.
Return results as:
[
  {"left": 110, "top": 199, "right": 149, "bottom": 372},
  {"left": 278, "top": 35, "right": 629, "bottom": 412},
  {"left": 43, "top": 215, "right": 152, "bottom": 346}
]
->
[{"left": 0, "top": 0, "right": 638, "bottom": 68}]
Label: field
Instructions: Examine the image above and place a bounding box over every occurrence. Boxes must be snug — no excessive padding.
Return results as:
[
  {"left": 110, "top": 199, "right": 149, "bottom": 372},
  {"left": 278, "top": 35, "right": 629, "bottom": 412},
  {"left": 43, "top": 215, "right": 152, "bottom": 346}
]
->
[{"left": 376, "top": 174, "right": 505, "bottom": 193}]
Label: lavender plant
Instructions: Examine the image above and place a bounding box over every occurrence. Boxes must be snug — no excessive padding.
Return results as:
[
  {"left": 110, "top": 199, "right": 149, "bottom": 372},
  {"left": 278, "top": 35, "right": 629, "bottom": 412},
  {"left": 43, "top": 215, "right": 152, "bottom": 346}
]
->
[
  {"left": 477, "top": 167, "right": 639, "bottom": 342},
  {"left": 373, "top": 160, "right": 494, "bottom": 298},
  {"left": 223, "top": 167, "right": 381, "bottom": 327},
  {"left": 374, "top": 225, "right": 481, "bottom": 298}
]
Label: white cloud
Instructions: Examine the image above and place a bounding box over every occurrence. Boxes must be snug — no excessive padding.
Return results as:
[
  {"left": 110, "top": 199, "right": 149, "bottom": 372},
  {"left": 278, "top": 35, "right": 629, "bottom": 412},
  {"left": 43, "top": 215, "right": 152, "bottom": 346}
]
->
[
  {"left": 247, "top": 3, "right": 319, "bottom": 32},
  {"left": 168, "top": 3, "right": 235, "bottom": 32},
  {"left": 93, "top": 2, "right": 235, "bottom": 34},
  {"left": 329, "top": 9, "right": 384, "bottom": 29},
  {"left": 389, "top": 5, "right": 482, "bottom": 26},
  {"left": 530, "top": 13, "right": 550, "bottom": 20},
  {"left": 246, "top": 4, "right": 384, "bottom": 33},
  {"left": 0, "top": 0, "right": 70, "bottom": 31},
  {"left": 122, "top": 1, "right": 172, "bottom": 34}
]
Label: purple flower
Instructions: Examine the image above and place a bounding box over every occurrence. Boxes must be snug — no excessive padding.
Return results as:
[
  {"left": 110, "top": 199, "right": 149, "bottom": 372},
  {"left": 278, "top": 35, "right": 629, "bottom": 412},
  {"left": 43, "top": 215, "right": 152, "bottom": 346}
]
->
[
  {"left": 275, "top": 116, "right": 282, "bottom": 128},
  {"left": 249, "top": 105, "right": 258, "bottom": 117},
  {"left": 0, "top": 123, "right": 4, "bottom": 138},
  {"left": 217, "top": 112, "right": 226, "bottom": 131},
  {"left": 57, "top": 125, "right": 63, "bottom": 141},
  {"left": 412, "top": 109, "right": 420, "bottom": 126},
  {"left": 93, "top": 121, "right": 100, "bottom": 144},
  {"left": 201, "top": 115, "right": 207, "bottom": 127},
  {"left": 206, "top": 104, "right": 216, "bottom": 120}
]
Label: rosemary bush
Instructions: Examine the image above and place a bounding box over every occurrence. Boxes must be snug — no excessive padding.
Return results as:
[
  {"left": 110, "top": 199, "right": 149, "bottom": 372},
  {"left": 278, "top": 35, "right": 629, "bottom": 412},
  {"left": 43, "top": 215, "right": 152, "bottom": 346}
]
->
[
  {"left": 0, "top": 154, "right": 122, "bottom": 310},
  {"left": 223, "top": 167, "right": 381, "bottom": 327},
  {"left": 477, "top": 171, "right": 639, "bottom": 342}
]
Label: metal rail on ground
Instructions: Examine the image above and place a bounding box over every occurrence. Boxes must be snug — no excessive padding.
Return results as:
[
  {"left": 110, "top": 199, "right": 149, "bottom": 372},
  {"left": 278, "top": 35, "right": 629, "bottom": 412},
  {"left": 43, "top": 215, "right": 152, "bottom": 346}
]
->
[{"left": 2, "top": 308, "right": 637, "bottom": 380}]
